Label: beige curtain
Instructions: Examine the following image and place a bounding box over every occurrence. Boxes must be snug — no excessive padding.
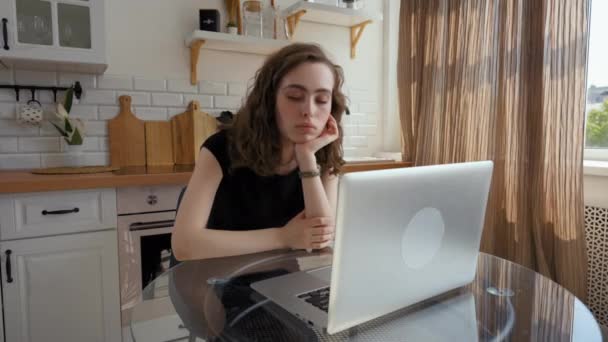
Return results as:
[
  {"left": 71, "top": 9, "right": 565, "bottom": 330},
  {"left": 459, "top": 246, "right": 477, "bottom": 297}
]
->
[{"left": 398, "top": 0, "right": 590, "bottom": 300}]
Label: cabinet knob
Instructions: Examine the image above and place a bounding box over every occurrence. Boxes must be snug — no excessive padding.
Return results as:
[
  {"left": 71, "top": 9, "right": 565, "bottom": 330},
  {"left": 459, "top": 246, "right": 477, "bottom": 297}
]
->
[{"left": 147, "top": 195, "right": 158, "bottom": 205}]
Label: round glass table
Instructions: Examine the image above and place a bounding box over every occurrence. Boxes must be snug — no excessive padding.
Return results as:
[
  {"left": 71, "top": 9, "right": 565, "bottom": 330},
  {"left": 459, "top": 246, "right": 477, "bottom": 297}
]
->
[{"left": 128, "top": 250, "right": 602, "bottom": 341}]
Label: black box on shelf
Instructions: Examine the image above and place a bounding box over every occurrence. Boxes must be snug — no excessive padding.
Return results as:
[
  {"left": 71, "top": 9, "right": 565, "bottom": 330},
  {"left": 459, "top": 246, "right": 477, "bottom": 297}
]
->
[{"left": 199, "top": 9, "right": 220, "bottom": 32}]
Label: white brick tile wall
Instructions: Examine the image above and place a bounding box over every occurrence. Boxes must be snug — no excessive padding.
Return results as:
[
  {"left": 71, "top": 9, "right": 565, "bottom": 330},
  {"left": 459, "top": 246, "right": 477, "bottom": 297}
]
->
[
  {"left": 41, "top": 152, "right": 108, "bottom": 168},
  {"left": 183, "top": 94, "right": 213, "bottom": 108},
  {"left": 358, "top": 124, "right": 377, "bottom": 136},
  {"left": 134, "top": 78, "right": 166, "bottom": 92},
  {"left": 68, "top": 105, "right": 98, "bottom": 120},
  {"left": 199, "top": 81, "right": 227, "bottom": 95},
  {"left": 0, "top": 69, "right": 14, "bottom": 83},
  {"left": 39, "top": 121, "right": 63, "bottom": 137},
  {"left": 0, "top": 103, "right": 16, "bottom": 119},
  {"left": 347, "top": 136, "right": 368, "bottom": 147},
  {"left": 121, "top": 92, "right": 151, "bottom": 105},
  {"left": 359, "top": 102, "right": 379, "bottom": 113},
  {"left": 98, "top": 106, "right": 120, "bottom": 120},
  {"left": 0, "top": 154, "right": 41, "bottom": 169},
  {"left": 347, "top": 112, "right": 365, "bottom": 124},
  {"left": 228, "top": 83, "right": 247, "bottom": 96},
  {"left": 152, "top": 93, "right": 183, "bottom": 107},
  {"left": 342, "top": 124, "right": 357, "bottom": 136},
  {"left": 35, "top": 90, "right": 62, "bottom": 104},
  {"left": 167, "top": 79, "right": 198, "bottom": 93},
  {"left": 84, "top": 121, "right": 108, "bottom": 136},
  {"left": 81, "top": 90, "right": 116, "bottom": 105},
  {"left": 0, "top": 90, "right": 14, "bottom": 102},
  {"left": 362, "top": 114, "right": 378, "bottom": 125},
  {"left": 61, "top": 138, "right": 99, "bottom": 152},
  {"left": 100, "top": 137, "right": 109, "bottom": 152},
  {"left": 18, "top": 137, "right": 61, "bottom": 152},
  {"left": 349, "top": 88, "right": 374, "bottom": 102},
  {"left": 97, "top": 75, "right": 133, "bottom": 90},
  {"left": 15, "top": 70, "right": 57, "bottom": 86},
  {"left": 214, "top": 95, "right": 241, "bottom": 109},
  {"left": 167, "top": 107, "right": 185, "bottom": 118},
  {"left": 0, "top": 71, "right": 381, "bottom": 170},
  {"left": 59, "top": 73, "right": 97, "bottom": 89},
  {"left": 0, "top": 137, "right": 18, "bottom": 153},
  {"left": 0, "top": 120, "right": 39, "bottom": 136},
  {"left": 133, "top": 107, "right": 168, "bottom": 120}
]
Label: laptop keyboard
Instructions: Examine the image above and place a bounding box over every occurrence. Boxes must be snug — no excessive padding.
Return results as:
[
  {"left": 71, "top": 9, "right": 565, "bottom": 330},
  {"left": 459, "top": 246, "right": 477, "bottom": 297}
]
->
[{"left": 298, "top": 287, "right": 330, "bottom": 312}]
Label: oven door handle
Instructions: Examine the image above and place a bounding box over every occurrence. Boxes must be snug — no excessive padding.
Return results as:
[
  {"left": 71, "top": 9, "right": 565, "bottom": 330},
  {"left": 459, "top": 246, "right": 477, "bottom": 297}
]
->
[{"left": 129, "top": 219, "right": 174, "bottom": 231}]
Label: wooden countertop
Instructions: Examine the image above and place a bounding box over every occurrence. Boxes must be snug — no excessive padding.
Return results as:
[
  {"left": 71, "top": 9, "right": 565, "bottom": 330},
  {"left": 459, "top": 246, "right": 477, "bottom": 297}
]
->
[{"left": 0, "top": 161, "right": 411, "bottom": 194}]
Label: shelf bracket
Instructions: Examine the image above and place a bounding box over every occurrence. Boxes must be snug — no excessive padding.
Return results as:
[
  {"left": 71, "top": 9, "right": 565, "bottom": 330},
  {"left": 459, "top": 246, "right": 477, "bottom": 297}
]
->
[
  {"left": 190, "top": 39, "right": 206, "bottom": 85},
  {"left": 286, "top": 10, "right": 307, "bottom": 38},
  {"left": 350, "top": 20, "right": 372, "bottom": 59}
]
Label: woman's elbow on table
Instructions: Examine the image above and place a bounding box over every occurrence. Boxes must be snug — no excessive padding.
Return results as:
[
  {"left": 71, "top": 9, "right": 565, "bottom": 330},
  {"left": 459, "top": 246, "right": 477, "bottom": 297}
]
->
[{"left": 171, "top": 228, "right": 200, "bottom": 261}]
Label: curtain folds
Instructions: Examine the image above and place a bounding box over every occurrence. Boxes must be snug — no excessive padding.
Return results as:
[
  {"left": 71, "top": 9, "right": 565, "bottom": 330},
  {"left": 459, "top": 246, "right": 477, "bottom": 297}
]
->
[{"left": 397, "top": 0, "right": 590, "bottom": 300}]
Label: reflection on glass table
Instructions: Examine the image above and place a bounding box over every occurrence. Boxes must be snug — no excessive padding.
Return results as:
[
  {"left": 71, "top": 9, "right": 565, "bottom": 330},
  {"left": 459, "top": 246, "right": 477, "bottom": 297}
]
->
[{"left": 129, "top": 250, "right": 601, "bottom": 342}]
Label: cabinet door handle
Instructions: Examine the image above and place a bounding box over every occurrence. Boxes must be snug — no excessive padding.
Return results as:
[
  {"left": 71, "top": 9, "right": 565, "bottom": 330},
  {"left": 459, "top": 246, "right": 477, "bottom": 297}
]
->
[
  {"left": 5, "top": 250, "right": 13, "bottom": 283},
  {"left": 2, "top": 18, "right": 8, "bottom": 51},
  {"left": 42, "top": 207, "right": 80, "bottom": 215}
]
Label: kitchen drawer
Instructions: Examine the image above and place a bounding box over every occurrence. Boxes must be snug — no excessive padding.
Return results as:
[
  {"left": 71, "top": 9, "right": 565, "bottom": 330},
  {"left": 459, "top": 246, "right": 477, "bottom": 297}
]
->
[
  {"left": 0, "top": 188, "right": 117, "bottom": 240},
  {"left": 116, "top": 185, "right": 184, "bottom": 215}
]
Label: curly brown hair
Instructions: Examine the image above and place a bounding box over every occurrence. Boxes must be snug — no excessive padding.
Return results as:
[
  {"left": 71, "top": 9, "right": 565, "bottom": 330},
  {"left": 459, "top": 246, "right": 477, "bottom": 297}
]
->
[{"left": 227, "top": 43, "right": 346, "bottom": 176}]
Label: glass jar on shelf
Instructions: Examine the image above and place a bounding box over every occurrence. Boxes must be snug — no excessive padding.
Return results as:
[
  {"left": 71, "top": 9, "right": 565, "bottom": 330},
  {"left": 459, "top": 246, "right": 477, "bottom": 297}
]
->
[
  {"left": 262, "top": 1, "right": 288, "bottom": 40},
  {"left": 242, "top": 0, "right": 264, "bottom": 38}
]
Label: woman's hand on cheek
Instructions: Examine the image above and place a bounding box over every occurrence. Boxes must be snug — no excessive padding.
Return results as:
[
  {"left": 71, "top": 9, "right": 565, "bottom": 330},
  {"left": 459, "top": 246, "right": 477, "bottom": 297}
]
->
[{"left": 294, "top": 116, "right": 339, "bottom": 163}]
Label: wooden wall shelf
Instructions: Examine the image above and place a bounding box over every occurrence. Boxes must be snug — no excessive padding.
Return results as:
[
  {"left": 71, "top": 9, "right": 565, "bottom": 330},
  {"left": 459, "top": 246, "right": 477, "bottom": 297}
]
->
[
  {"left": 185, "top": 30, "right": 290, "bottom": 84},
  {"left": 283, "top": 1, "right": 382, "bottom": 58}
]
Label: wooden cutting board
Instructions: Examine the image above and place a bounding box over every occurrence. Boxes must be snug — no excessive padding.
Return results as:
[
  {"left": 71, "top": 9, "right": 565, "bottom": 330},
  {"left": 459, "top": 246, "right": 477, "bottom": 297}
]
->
[
  {"left": 108, "top": 95, "right": 146, "bottom": 167},
  {"left": 171, "top": 100, "right": 218, "bottom": 165},
  {"left": 145, "top": 121, "right": 174, "bottom": 166}
]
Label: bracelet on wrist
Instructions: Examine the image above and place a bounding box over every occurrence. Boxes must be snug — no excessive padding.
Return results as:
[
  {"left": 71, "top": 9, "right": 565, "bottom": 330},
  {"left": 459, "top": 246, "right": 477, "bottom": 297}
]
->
[{"left": 298, "top": 165, "right": 321, "bottom": 178}]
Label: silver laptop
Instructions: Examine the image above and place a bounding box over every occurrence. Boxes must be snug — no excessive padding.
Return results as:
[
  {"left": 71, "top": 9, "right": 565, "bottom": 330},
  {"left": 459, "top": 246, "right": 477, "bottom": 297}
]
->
[{"left": 251, "top": 161, "right": 493, "bottom": 334}]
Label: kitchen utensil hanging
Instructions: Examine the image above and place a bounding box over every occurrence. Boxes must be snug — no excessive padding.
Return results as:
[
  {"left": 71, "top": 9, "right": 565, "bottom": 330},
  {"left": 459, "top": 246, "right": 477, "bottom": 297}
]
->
[
  {"left": 0, "top": 81, "right": 82, "bottom": 103},
  {"left": 17, "top": 88, "right": 44, "bottom": 126}
]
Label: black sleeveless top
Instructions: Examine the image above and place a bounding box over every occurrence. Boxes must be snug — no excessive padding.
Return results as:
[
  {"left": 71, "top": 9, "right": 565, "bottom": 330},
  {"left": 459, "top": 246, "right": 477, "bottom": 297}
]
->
[{"left": 203, "top": 130, "right": 304, "bottom": 231}]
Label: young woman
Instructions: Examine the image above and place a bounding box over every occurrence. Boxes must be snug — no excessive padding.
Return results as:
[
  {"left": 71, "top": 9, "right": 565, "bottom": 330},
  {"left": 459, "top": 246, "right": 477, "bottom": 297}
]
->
[{"left": 172, "top": 43, "right": 347, "bottom": 261}]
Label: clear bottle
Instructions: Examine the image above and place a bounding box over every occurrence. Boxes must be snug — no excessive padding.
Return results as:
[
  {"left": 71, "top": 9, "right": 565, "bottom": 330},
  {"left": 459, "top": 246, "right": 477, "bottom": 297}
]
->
[
  {"left": 274, "top": 6, "right": 288, "bottom": 40},
  {"left": 243, "top": 0, "right": 264, "bottom": 38},
  {"left": 262, "top": 1, "right": 276, "bottom": 39}
]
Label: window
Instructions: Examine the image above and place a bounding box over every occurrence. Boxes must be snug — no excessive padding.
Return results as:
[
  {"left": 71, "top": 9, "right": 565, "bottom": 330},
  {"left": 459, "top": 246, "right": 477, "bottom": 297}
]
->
[{"left": 585, "top": 1, "right": 608, "bottom": 161}]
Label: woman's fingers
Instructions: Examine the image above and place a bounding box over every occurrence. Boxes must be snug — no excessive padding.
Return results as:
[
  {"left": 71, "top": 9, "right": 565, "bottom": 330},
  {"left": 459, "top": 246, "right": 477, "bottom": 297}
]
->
[
  {"left": 309, "top": 217, "right": 334, "bottom": 227},
  {"left": 311, "top": 226, "right": 333, "bottom": 235},
  {"left": 310, "top": 233, "right": 333, "bottom": 243},
  {"left": 311, "top": 241, "right": 332, "bottom": 249}
]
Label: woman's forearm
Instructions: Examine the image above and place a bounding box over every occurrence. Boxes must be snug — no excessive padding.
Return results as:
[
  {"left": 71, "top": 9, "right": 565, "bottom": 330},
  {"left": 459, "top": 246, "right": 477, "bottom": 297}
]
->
[
  {"left": 172, "top": 225, "right": 286, "bottom": 261},
  {"left": 298, "top": 153, "right": 333, "bottom": 218}
]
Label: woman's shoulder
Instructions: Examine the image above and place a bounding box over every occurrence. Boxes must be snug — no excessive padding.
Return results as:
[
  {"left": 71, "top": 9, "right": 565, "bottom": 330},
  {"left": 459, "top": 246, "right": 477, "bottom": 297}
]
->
[
  {"left": 202, "top": 129, "right": 228, "bottom": 150},
  {"left": 201, "top": 129, "right": 230, "bottom": 173}
]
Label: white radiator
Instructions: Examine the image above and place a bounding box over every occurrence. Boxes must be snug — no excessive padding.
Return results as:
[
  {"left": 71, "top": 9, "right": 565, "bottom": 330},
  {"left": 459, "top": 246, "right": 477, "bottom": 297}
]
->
[{"left": 585, "top": 205, "right": 608, "bottom": 326}]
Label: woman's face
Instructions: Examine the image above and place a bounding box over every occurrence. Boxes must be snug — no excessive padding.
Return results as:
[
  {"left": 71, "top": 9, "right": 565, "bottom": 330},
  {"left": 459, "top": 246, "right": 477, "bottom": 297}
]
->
[{"left": 275, "top": 62, "right": 335, "bottom": 144}]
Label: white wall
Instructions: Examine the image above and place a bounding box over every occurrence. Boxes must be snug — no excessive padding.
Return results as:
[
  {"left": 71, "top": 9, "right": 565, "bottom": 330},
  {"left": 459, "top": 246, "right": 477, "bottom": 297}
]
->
[{"left": 0, "top": 0, "right": 387, "bottom": 169}]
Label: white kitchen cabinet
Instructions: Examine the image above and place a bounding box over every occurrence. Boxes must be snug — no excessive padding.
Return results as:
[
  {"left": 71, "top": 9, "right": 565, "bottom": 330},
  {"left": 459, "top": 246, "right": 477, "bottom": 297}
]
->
[
  {"left": 0, "top": 0, "right": 107, "bottom": 73},
  {"left": 0, "top": 188, "right": 117, "bottom": 241},
  {"left": 0, "top": 229, "right": 121, "bottom": 342}
]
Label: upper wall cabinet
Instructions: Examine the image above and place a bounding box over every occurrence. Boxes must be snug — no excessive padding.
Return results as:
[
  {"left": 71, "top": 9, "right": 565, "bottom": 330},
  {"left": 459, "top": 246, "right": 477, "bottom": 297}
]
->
[{"left": 0, "top": 0, "right": 107, "bottom": 73}]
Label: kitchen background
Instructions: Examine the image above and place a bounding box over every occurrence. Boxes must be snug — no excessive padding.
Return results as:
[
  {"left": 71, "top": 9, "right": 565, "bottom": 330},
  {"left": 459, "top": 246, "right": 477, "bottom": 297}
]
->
[{"left": 0, "top": 0, "right": 402, "bottom": 170}]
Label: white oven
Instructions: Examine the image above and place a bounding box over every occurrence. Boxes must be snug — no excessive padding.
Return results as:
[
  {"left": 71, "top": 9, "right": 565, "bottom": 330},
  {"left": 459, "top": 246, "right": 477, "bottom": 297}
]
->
[{"left": 116, "top": 186, "right": 183, "bottom": 326}]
